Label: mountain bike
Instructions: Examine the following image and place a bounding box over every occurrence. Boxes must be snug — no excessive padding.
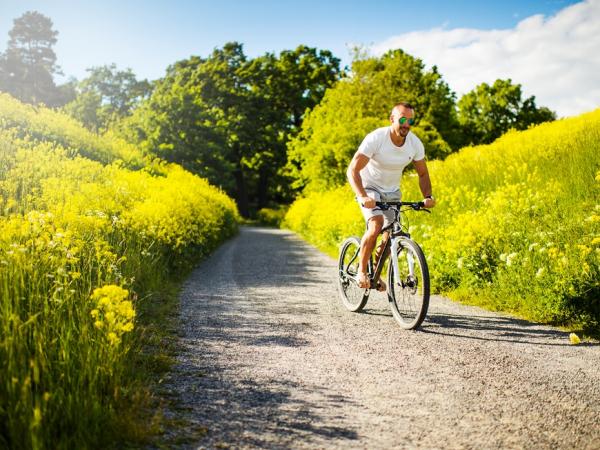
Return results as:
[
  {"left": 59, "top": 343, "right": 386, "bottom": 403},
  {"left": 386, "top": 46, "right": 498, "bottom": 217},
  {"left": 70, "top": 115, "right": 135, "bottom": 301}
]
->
[{"left": 337, "top": 201, "right": 431, "bottom": 330}]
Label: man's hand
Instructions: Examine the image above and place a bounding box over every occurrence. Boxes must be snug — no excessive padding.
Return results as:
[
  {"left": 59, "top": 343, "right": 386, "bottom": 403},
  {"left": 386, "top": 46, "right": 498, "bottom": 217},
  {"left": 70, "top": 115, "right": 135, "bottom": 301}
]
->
[
  {"left": 360, "top": 196, "right": 376, "bottom": 208},
  {"left": 423, "top": 196, "right": 436, "bottom": 208}
]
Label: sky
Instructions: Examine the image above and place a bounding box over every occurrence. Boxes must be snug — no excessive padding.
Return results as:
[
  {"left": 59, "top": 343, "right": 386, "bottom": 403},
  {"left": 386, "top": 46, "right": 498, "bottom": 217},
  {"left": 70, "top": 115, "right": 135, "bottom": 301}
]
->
[{"left": 0, "top": 0, "right": 598, "bottom": 117}]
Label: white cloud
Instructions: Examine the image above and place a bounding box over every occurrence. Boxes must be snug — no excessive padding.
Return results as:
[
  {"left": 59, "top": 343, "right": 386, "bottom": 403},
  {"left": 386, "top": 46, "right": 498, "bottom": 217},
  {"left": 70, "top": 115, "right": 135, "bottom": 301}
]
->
[{"left": 371, "top": 0, "right": 600, "bottom": 118}]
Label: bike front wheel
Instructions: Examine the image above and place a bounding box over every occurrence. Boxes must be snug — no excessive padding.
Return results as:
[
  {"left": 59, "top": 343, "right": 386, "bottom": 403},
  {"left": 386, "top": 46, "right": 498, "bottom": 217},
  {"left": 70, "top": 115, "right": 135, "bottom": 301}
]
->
[
  {"left": 387, "top": 238, "right": 430, "bottom": 329},
  {"left": 338, "top": 236, "right": 369, "bottom": 312}
]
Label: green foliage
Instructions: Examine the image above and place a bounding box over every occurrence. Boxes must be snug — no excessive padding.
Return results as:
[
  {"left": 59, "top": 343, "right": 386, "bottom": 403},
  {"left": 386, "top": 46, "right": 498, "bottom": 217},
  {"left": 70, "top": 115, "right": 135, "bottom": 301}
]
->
[
  {"left": 243, "top": 45, "right": 341, "bottom": 206},
  {"left": 0, "top": 11, "right": 74, "bottom": 107},
  {"left": 0, "top": 92, "right": 145, "bottom": 167},
  {"left": 287, "top": 49, "right": 459, "bottom": 193},
  {"left": 0, "top": 95, "right": 240, "bottom": 449},
  {"left": 120, "top": 43, "right": 247, "bottom": 209},
  {"left": 457, "top": 78, "right": 556, "bottom": 145},
  {"left": 63, "top": 64, "right": 152, "bottom": 132},
  {"left": 256, "top": 205, "right": 290, "bottom": 227},
  {"left": 284, "top": 109, "right": 600, "bottom": 329},
  {"left": 120, "top": 42, "right": 341, "bottom": 216},
  {"left": 250, "top": 45, "right": 341, "bottom": 131}
]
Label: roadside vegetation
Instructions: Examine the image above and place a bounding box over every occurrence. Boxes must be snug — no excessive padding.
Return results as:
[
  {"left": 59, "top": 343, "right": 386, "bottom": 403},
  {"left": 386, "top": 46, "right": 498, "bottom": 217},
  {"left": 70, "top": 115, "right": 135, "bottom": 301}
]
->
[
  {"left": 285, "top": 110, "right": 600, "bottom": 332},
  {"left": 0, "top": 93, "right": 239, "bottom": 449}
]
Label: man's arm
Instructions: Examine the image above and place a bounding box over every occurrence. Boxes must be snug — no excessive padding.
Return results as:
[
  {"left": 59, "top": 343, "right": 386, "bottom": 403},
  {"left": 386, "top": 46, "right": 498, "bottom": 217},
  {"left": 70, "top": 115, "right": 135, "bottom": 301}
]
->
[
  {"left": 413, "top": 159, "right": 436, "bottom": 208},
  {"left": 347, "top": 152, "right": 375, "bottom": 208}
]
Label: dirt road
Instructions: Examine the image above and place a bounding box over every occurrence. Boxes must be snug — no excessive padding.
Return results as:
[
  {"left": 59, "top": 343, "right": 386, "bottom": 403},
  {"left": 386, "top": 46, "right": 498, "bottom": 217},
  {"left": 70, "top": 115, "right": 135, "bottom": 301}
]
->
[{"left": 162, "top": 227, "right": 600, "bottom": 449}]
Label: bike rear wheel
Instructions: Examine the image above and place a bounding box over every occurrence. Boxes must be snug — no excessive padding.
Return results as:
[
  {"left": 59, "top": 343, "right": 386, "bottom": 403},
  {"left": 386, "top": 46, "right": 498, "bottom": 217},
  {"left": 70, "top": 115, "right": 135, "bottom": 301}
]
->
[
  {"left": 338, "top": 236, "right": 369, "bottom": 312},
  {"left": 387, "top": 238, "right": 430, "bottom": 329}
]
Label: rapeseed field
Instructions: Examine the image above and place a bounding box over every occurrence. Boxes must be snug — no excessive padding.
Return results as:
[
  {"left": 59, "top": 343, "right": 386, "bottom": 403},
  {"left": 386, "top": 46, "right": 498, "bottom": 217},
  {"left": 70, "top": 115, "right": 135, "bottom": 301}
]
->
[
  {"left": 285, "top": 109, "right": 600, "bottom": 330},
  {"left": 0, "top": 93, "right": 239, "bottom": 449}
]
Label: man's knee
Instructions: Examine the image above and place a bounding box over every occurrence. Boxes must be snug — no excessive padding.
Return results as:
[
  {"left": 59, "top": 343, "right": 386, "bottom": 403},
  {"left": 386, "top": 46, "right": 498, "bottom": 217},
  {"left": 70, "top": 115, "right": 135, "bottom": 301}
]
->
[{"left": 366, "top": 216, "right": 383, "bottom": 237}]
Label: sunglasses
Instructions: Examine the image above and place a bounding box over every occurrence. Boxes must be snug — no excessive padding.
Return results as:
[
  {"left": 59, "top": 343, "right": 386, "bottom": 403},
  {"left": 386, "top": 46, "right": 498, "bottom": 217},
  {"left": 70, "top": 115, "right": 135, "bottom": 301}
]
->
[{"left": 398, "top": 117, "right": 415, "bottom": 126}]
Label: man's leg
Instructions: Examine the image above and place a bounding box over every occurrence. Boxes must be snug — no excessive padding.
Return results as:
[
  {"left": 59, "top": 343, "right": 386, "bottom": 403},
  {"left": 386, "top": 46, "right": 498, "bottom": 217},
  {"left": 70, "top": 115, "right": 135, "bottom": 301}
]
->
[
  {"left": 358, "top": 216, "right": 383, "bottom": 288},
  {"left": 372, "top": 230, "right": 390, "bottom": 291}
]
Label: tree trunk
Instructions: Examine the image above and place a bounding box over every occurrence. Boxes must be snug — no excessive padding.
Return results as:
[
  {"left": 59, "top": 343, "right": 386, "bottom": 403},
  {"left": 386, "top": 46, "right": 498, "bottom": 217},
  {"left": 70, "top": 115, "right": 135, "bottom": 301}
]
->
[
  {"left": 257, "top": 167, "right": 269, "bottom": 210},
  {"left": 234, "top": 164, "right": 249, "bottom": 217}
]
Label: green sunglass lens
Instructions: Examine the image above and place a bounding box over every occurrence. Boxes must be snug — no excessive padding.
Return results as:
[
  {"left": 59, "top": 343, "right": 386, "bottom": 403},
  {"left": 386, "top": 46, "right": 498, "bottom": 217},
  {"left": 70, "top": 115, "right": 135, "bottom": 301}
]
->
[{"left": 399, "top": 117, "right": 415, "bottom": 125}]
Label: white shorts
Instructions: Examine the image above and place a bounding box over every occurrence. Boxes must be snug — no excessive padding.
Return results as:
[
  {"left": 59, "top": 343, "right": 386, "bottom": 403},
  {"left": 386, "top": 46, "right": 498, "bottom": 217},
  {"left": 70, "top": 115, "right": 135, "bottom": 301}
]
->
[{"left": 358, "top": 188, "right": 401, "bottom": 229}]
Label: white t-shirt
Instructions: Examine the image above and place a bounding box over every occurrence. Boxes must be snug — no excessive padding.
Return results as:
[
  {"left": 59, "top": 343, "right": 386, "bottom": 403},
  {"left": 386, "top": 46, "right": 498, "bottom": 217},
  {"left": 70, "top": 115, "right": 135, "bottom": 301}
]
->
[{"left": 358, "top": 126, "right": 425, "bottom": 194}]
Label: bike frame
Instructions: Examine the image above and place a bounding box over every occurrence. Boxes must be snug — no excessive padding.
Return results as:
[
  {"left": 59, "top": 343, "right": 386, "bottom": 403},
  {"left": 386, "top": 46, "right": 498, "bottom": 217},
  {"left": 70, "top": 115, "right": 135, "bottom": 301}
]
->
[{"left": 369, "top": 205, "right": 414, "bottom": 290}]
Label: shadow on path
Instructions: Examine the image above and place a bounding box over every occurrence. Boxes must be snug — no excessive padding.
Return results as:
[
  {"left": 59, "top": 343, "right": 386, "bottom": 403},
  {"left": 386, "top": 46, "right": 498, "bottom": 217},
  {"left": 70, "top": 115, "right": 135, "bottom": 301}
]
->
[
  {"left": 168, "top": 227, "right": 360, "bottom": 448},
  {"left": 422, "top": 312, "right": 595, "bottom": 346}
]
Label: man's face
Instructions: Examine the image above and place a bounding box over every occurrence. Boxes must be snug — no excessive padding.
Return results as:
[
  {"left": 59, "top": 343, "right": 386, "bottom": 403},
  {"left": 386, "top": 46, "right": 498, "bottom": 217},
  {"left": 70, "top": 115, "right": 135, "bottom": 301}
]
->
[{"left": 390, "top": 107, "right": 414, "bottom": 137}]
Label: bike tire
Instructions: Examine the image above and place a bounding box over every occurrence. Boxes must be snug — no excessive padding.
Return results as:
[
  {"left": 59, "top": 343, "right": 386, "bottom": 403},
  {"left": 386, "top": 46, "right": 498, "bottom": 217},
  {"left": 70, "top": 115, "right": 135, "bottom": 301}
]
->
[
  {"left": 387, "top": 237, "right": 430, "bottom": 330},
  {"left": 337, "top": 236, "right": 369, "bottom": 312}
]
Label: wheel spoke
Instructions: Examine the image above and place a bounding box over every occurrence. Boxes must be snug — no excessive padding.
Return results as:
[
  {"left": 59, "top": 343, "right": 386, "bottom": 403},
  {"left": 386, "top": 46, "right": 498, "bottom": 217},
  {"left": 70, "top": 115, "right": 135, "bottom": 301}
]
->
[
  {"left": 388, "top": 239, "right": 429, "bottom": 329},
  {"left": 338, "top": 237, "right": 368, "bottom": 312}
]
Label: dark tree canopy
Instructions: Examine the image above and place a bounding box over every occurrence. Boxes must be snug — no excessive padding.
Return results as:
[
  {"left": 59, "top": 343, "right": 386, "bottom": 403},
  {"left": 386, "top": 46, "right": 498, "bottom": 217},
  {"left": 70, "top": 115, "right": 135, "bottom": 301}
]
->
[
  {"left": 457, "top": 79, "right": 556, "bottom": 145},
  {"left": 121, "top": 42, "right": 341, "bottom": 216}
]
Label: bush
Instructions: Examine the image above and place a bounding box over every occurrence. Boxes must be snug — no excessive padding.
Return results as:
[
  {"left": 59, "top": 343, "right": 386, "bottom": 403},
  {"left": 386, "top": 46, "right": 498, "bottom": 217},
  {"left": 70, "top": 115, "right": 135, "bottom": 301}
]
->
[{"left": 256, "top": 205, "right": 290, "bottom": 227}]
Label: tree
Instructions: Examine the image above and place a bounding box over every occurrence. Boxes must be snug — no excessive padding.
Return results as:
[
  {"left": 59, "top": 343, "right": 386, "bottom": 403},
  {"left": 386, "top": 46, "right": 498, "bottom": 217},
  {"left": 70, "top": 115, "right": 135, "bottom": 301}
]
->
[
  {"left": 0, "top": 11, "right": 71, "bottom": 106},
  {"left": 287, "top": 49, "right": 460, "bottom": 193},
  {"left": 121, "top": 43, "right": 258, "bottom": 215},
  {"left": 120, "top": 55, "right": 233, "bottom": 193},
  {"left": 121, "top": 42, "right": 341, "bottom": 215},
  {"left": 63, "top": 64, "right": 152, "bottom": 132},
  {"left": 250, "top": 46, "right": 341, "bottom": 129},
  {"left": 243, "top": 46, "right": 341, "bottom": 205},
  {"left": 457, "top": 79, "right": 556, "bottom": 145}
]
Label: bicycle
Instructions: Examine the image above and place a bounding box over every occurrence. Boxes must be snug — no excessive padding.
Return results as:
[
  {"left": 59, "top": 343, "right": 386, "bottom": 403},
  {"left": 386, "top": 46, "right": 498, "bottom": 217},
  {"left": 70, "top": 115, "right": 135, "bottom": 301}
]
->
[{"left": 337, "top": 201, "right": 431, "bottom": 330}]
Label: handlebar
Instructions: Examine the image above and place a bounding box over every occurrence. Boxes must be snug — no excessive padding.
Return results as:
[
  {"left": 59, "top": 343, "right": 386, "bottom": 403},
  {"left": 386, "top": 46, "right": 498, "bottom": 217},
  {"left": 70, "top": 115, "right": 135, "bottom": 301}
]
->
[{"left": 374, "top": 201, "right": 431, "bottom": 212}]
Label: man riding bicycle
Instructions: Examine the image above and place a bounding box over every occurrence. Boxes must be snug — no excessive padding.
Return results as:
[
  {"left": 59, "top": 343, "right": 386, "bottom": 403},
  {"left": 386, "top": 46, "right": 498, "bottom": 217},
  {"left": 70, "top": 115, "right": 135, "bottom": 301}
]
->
[{"left": 346, "top": 102, "right": 436, "bottom": 290}]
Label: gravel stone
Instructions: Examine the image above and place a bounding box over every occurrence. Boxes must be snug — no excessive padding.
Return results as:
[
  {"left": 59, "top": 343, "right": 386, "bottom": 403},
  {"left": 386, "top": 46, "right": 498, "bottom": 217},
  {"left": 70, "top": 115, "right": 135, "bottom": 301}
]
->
[{"left": 162, "top": 226, "right": 600, "bottom": 449}]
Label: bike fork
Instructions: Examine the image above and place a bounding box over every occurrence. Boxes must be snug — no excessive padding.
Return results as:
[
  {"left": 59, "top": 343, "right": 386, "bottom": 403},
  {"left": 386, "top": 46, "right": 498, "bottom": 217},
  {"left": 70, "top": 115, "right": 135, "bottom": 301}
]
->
[{"left": 390, "top": 238, "right": 415, "bottom": 286}]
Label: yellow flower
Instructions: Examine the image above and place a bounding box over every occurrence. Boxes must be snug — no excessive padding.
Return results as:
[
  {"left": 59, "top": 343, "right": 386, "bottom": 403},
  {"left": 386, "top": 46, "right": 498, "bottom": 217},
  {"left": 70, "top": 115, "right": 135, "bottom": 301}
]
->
[
  {"left": 94, "top": 320, "right": 103, "bottom": 329},
  {"left": 90, "top": 284, "right": 136, "bottom": 339},
  {"left": 121, "top": 322, "right": 134, "bottom": 332},
  {"left": 117, "top": 300, "right": 135, "bottom": 319},
  {"left": 33, "top": 407, "right": 42, "bottom": 427},
  {"left": 577, "top": 245, "right": 592, "bottom": 257},
  {"left": 107, "top": 332, "right": 121, "bottom": 346}
]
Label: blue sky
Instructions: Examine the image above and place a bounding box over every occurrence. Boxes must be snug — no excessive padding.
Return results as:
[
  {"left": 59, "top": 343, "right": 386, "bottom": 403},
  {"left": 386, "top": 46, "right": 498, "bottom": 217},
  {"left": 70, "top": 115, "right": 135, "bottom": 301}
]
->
[{"left": 0, "top": 0, "right": 597, "bottom": 117}]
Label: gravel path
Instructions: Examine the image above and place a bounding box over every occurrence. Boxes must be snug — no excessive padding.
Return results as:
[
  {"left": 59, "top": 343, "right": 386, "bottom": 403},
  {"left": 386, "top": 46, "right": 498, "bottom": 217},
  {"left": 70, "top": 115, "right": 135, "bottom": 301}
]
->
[{"left": 163, "top": 226, "right": 600, "bottom": 449}]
